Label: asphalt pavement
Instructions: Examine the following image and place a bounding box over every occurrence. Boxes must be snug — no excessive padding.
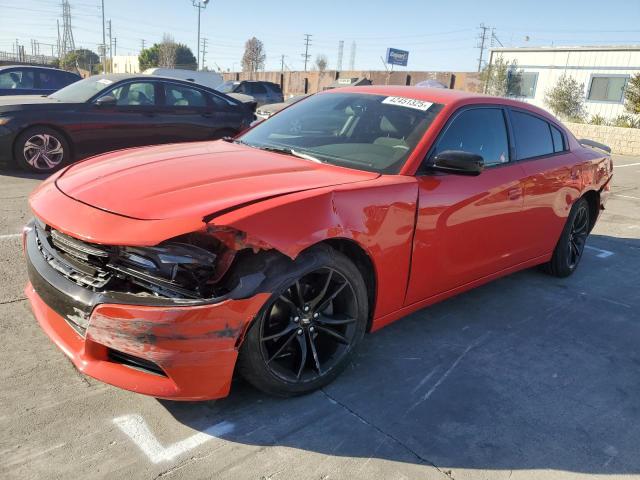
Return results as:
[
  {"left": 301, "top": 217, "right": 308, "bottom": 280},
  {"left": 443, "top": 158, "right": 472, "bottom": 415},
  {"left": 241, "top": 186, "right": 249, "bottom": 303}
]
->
[{"left": 1, "top": 155, "right": 639, "bottom": 480}]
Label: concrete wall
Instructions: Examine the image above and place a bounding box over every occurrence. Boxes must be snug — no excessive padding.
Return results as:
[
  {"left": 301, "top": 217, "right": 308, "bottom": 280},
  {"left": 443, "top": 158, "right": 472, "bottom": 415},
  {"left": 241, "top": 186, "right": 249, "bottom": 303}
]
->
[
  {"left": 489, "top": 46, "right": 640, "bottom": 121},
  {"left": 112, "top": 55, "right": 140, "bottom": 74},
  {"left": 222, "top": 70, "right": 481, "bottom": 96},
  {"left": 565, "top": 122, "right": 640, "bottom": 155}
]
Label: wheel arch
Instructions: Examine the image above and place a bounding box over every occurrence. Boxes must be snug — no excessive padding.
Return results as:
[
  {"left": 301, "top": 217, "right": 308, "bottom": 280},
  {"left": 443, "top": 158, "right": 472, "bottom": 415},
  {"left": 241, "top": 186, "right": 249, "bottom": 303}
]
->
[{"left": 581, "top": 189, "right": 600, "bottom": 232}]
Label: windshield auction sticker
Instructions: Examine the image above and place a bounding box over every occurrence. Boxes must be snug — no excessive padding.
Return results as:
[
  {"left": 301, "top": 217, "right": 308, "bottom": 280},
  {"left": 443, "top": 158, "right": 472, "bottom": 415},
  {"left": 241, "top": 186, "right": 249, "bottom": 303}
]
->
[{"left": 382, "top": 96, "right": 434, "bottom": 111}]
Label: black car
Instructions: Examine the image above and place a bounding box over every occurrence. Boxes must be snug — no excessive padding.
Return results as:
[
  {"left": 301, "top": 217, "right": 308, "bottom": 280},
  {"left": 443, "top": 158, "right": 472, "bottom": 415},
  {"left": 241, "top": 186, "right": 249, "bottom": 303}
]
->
[
  {"left": 216, "top": 80, "right": 283, "bottom": 107},
  {"left": 0, "top": 74, "right": 254, "bottom": 172},
  {"left": 0, "top": 65, "right": 81, "bottom": 96}
]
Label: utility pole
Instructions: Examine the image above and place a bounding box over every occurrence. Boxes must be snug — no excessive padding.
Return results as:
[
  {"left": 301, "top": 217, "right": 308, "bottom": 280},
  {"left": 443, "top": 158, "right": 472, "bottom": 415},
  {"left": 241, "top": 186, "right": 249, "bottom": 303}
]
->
[
  {"left": 349, "top": 41, "right": 356, "bottom": 70},
  {"left": 101, "top": 0, "right": 106, "bottom": 73},
  {"left": 302, "top": 34, "right": 312, "bottom": 71},
  {"left": 60, "top": 0, "right": 76, "bottom": 63},
  {"left": 280, "top": 54, "right": 285, "bottom": 72},
  {"left": 477, "top": 23, "right": 490, "bottom": 72},
  {"left": 490, "top": 28, "right": 503, "bottom": 48},
  {"left": 140, "top": 39, "right": 146, "bottom": 52},
  {"left": 113, "top": 37, "right": 117, "bottom": 56},
  {"left": 107, "top": 20, "right": 112, "bottom": 73},
  {"left": 57, "top": 20, "right": 61, "bottom": 59},
  {"left": 191, "top": 0, "right": 210, "bottom": 71},
  {"left": 336, "top": 40, "right": 344, "bottom": 72},
  {"left": 200, "top": 37, "right": 208, "bottom": 69}
]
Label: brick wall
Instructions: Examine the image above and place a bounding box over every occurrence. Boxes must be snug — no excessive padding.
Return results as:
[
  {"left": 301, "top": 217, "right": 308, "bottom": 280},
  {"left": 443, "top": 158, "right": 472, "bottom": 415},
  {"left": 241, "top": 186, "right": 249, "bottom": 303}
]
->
[{"left": 565, "top": 122, "right": 640, "bottom": 156}]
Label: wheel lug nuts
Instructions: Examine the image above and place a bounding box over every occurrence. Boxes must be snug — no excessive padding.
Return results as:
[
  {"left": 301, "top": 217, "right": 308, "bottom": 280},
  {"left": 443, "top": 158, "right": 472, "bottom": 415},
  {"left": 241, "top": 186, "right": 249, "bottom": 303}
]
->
[
  {"left": 293, "top": 316, "right": 299, "bottom": 322},
  {"left": 309, "top": 326, "right": 315, "bottom": 332},
  {"left": 313, "top": 313, "right": 319, "bottom": 318},
  {"left": 303, "top": 305, "right": 310, "bottom": 312},
  {"left": 297, "top": 329, "right": 303, "bottom": 335}
]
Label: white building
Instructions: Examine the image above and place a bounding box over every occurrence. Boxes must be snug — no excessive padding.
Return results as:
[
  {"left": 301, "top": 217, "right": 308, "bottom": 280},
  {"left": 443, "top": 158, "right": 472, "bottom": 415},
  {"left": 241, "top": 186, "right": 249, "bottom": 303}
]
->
[
  {"left": 111, "top": 55, "right": 140, "bottom": 74},
  {"left": 488, "top": 46, "right": 640, "bottom": 121}
]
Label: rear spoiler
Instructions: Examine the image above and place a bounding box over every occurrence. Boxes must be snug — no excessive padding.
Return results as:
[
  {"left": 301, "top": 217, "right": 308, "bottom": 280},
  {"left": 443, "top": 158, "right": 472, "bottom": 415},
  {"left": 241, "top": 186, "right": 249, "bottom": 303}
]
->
[{"left": 579, "top": 138, "right": 611, "bottom": 154}]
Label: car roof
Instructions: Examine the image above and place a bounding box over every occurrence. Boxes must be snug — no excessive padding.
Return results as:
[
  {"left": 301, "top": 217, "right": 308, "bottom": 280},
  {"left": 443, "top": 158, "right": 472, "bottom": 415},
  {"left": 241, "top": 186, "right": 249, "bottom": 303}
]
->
[
  {"left": 0, "top": 65, "right": 78, "bottom": 74},
  {"left": 326, "top": 85, "right": 559, "bottom": 122}
]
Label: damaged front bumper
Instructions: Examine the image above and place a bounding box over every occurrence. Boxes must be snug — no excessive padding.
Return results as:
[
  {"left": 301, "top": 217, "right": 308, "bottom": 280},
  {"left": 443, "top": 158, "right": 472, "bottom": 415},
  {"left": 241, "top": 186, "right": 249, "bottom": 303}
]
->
[{"left": 24, "top": 224, "right": 269, "bottom": 400}]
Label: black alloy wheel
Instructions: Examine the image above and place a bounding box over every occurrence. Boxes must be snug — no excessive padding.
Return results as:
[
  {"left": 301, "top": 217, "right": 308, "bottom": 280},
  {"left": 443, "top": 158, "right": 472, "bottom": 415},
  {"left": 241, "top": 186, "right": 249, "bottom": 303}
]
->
[
  {"left": 542, "top": 197, "right": 591, "bottom": 278},
  {"left": 239, "top": 247, "right": 368, "bottom": 396}
]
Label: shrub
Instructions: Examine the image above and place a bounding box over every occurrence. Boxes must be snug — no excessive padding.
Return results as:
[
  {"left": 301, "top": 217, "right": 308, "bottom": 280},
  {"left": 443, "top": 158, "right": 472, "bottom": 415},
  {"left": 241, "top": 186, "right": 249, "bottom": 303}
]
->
[
  {"left": 611, "top": 114, "right": 640, "bottom": 129},
  {"left": 544, "top": 74, "right": 586, "bottom": 121},
  {"left": 624, "top": 73, "right": 640, "bottom": 115},
  {"left": 589, "top": 114, "right": 608, "bottom": 126}
]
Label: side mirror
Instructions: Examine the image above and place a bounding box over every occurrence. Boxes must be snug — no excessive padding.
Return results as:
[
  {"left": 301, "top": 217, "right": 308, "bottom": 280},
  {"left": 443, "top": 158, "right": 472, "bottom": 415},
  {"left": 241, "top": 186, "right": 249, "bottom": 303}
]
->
[
  {"left": 95, "top": 95, "right": 117, "bottom": 107},
  {"left": 429, "top": 150, "right": 484, "bottom": 176}
]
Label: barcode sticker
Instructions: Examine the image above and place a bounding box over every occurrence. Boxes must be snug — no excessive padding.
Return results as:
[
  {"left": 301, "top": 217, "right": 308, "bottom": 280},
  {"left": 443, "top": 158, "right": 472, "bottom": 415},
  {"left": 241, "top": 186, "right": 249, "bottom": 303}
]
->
[{"left": 382, "top": 96, "right": 434, "bottom": 111}]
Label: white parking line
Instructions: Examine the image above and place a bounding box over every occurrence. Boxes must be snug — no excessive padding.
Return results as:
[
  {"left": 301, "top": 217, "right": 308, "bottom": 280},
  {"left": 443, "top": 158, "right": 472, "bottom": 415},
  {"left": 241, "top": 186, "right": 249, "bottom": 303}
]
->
[
  {"left": 0, "top": 233, "right": 21, "bottom": 240},
  {"left": 615, "top": 194, "right": 640, "bottom": 201},
  {"left": 614, "top": 162, "right": 640, "bottom": 168},
  {"left": 585, "top": 245, "right": 614, "bottom": 258},
  {"left": 113, "top": 414, "right": 234, "bottom": 464}
]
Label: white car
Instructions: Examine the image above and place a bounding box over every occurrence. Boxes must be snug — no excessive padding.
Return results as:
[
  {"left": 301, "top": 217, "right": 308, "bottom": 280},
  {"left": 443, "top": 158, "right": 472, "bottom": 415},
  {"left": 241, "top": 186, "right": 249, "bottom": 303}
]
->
[{"left": 143, "top": 68, "right": 223, "bottom": 90}]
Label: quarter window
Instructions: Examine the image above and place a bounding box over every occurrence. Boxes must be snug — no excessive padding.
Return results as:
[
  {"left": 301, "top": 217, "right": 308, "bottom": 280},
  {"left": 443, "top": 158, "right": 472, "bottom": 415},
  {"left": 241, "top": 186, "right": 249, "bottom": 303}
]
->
[
  {"left": 550, "top": 124, "right": 565, "bottom": 153},
  {"left": 511, "top": 111, "right": 554, "bottom": 160},
  {"left": 0, "top": 69, "right": 34, "bottom": 89},
  {"left": 432, "top": 108, "right": 510, "bottom": 166},
  {"left": 108, "top": 82, "right": 156, "bottom": 106},
  {"left": 588, "top": 76, "right": 628, "bottom": 102}
]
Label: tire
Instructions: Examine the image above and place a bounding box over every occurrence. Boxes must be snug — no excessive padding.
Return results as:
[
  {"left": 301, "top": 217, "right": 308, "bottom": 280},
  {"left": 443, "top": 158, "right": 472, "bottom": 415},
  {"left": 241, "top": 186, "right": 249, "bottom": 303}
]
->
[
  {"left": 541, "top": 197, "right": 590, "bottom": 278},
  {"left": 14, "top": 126, "right": 71, "bottom": 173},
  {"left": 238, "top": 245, "right": 368, "bottom": 397}
]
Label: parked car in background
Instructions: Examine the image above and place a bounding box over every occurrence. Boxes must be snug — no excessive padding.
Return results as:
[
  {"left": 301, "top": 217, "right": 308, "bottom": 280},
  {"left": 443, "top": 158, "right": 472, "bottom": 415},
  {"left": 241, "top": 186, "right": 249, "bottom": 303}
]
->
[
  {"left": 323, "top": 77, "right": 372, "bottom": 90},
  {"left": 143, "top": 68, "right": 223, "bottom": 90},
  {"left": 0, "top": 74, "right": 253, "bottom": 172},
  {"left": 24, "top": 86, "right": 611, "bottom": 400},
  {"left": 255, "top": 94, "right": 310, "bottom": 120},
  {"left": 216, "top": 80, "right": 283, "bottom": 106},
  {"left": 0, "top": 66, "right": 80, "bottom": 96}
]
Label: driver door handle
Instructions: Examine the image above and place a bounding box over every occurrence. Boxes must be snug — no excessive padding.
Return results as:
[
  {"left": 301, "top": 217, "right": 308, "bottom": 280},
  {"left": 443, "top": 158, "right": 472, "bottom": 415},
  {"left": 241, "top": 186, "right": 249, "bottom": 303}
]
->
[{"left": 508, "top": 187, "right": 522, "bottom": 200}]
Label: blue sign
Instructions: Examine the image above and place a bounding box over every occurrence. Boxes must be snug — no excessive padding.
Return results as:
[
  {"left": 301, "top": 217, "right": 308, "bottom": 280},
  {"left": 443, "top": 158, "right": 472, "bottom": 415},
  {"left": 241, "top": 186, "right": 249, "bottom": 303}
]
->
[{"left": 386, "top": 48, "right": 409, "bottom": 67}]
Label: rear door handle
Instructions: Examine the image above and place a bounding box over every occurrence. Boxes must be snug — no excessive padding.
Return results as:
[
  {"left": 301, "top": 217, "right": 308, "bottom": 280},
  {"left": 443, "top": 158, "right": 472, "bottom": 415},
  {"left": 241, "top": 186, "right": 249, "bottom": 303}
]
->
[{"left": 508, "top": 187, "right": 522, "bottom": 200}]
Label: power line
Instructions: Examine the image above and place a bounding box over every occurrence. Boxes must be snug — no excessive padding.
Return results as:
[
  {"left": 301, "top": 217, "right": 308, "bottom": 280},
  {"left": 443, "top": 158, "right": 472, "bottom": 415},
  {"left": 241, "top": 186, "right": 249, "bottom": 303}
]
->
[
  {"left": 301, "top": 33, "right": 312, "bottom": 71},
  {"left": 60, "top": 0, "right": 76, "bottom": 59}
]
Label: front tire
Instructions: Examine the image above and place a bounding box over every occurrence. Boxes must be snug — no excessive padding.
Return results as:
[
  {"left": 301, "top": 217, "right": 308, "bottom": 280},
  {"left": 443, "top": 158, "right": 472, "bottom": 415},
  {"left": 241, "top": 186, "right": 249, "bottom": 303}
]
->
[
  {"left": 542, "top": 197, "right": 590, "bottom": 278},
  {"left": 14, "top": 127, "right": 70, "bottom": 173},
  {"left": 238, "top": 246, "right": 368, "bottom": 397}
]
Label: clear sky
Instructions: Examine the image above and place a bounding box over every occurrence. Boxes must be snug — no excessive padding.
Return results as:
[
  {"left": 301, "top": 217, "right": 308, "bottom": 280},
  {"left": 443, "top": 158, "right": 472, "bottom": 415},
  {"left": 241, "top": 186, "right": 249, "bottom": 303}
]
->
[{"left": 1, "top": 0, "right": 639, "bottom": 72}]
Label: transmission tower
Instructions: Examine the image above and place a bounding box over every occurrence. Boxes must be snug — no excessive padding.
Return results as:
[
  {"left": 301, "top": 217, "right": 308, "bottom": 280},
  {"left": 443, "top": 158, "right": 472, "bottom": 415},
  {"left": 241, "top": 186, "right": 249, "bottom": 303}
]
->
[
  {"left": 336, "top": 40, "right": 344, "bottom": 71},
  {"left": 60, "top": 0, "right": 75, "bottom": 60},
  {"left": 477, "top": 23, "right": 490, "bottom": 72},
  {"left": 301, "top": 34, "right": 312, "bottom": 71},
  {"left": 349, "top": 41, "right": 356, "bottom": 70}
]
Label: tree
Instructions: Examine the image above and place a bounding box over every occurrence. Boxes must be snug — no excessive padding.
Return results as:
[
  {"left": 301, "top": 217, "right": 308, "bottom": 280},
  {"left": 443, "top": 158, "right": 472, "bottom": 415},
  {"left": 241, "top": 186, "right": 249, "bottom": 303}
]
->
[
  {"left": 544, "top": 74, "right": 586, "bottom": 121},
  {"left": 480, "top": 55, "right": 520, "bottom": 97},
  {"left": 241, "top": 37, "right": 266, "bottom": 74},
  {"left": 138, "top": 35, "right": 197, "bottom": 71},
  {"left": 624, "top": 73, "right": 640, "bottom": 115},
  {"left": 315, "top": 54, "right": 328, "bottom": 72},
  {"left": 60, "top": 48, "right": 100, "bottom": 73}
]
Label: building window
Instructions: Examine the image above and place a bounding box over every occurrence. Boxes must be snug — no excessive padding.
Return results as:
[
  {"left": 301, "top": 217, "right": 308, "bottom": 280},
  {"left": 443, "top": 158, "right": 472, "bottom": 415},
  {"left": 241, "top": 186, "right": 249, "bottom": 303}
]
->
[
  {"left": 588, "top": 75, "right": 629, "bottom": 102},
  {"left": 507, "top": 71, "right": 538, "bottom": 98}
]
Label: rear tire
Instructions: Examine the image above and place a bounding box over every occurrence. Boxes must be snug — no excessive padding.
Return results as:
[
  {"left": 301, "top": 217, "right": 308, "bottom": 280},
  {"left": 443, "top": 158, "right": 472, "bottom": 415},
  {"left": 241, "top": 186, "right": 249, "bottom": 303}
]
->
[
  {"left": 541, "top": 197, "right": 590, "bottom": 278},
  {"left": 14, "top": 126, "right": 71, "bottom": 173},
  {"left": 238, "top": 246, "right": 368, "bottom": 397}
]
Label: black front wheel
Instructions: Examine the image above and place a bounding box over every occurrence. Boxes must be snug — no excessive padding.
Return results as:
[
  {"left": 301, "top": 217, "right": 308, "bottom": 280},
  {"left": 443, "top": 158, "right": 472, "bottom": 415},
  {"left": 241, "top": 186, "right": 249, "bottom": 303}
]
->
[
  {"left": 238, "top": 246, "right": 368, "bottom": 396},
  {"left": 542, "top": 197, "right": 590, "bottom": 277}
]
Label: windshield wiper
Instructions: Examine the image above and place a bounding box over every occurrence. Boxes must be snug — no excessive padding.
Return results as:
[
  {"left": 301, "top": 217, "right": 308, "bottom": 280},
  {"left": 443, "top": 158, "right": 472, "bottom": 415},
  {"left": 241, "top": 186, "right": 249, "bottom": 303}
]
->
[{"left": 260, "top": 145, "right": 322, "bottom": 163}]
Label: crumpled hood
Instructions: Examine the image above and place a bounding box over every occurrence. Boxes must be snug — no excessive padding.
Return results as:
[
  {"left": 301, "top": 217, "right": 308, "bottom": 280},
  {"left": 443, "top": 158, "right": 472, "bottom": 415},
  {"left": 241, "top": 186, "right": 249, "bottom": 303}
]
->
[{"left": 56, "top": 141, "right": 379, "bottom": 220}]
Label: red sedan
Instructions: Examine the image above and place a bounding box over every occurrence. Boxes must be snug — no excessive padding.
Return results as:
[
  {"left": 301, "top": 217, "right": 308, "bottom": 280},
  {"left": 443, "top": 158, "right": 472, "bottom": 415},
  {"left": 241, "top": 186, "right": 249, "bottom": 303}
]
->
[{"left": 24, "top": 86, "right": 612, "bottom": 400}]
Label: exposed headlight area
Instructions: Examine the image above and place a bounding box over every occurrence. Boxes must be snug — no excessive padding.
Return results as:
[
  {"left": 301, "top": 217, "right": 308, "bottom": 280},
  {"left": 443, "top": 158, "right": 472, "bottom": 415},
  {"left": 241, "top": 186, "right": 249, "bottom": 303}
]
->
[{"left": 34, "top": 221, "right": 226, "bottom": 300}]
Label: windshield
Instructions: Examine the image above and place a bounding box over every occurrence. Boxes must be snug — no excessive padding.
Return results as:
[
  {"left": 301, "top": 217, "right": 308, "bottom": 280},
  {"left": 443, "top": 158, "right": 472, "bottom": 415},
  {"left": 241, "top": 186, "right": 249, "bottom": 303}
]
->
[
  {"left": 49, "top": 76, "right": 116, "bottom": 102},
  {"left": 216, "top": 81, "right": 237, "bottom": 94},
  {"left": 238, "top": 93, "right": 443, "bottom": 174}
]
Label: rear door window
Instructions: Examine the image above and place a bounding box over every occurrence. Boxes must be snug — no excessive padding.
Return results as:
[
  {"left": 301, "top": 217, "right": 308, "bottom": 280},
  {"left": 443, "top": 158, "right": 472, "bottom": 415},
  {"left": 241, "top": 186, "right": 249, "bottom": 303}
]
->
[
  {"left": 249, "top": 83, "right": 267, "bottom": 95},
  {"left": 432, "top": 108, "right": 510, "bottom": 166},
  {"left": 164, "top": 84, "right": 207, "bottom": 107},
  {"left": 510, "top": 110, "right": 554, "bottom": 160},
  {"left": 0, "top": 69, "right": 34, "bottom": 89}
]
